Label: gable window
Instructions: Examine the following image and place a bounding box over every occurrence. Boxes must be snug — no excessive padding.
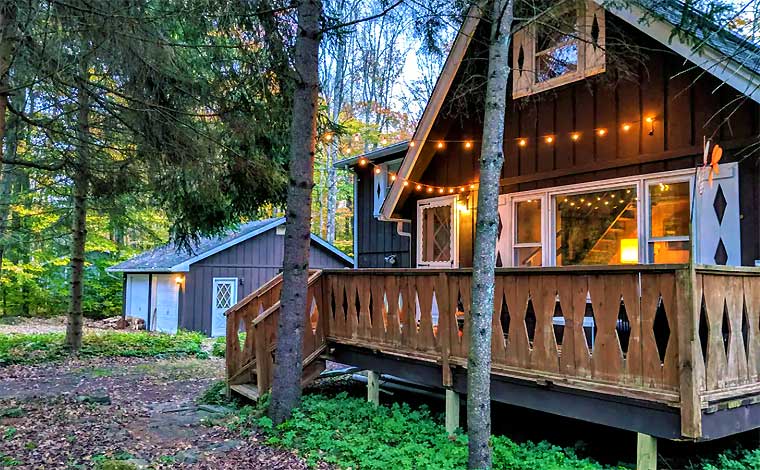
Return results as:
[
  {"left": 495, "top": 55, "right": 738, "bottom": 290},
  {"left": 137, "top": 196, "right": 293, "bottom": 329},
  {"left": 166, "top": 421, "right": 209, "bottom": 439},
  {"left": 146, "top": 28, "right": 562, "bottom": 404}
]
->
[
  {"left": 513, "top": 0, "right": 605, "bottom": 98},
  {"left": 499, "top": 170, "right": 701, "bottom": 267}
]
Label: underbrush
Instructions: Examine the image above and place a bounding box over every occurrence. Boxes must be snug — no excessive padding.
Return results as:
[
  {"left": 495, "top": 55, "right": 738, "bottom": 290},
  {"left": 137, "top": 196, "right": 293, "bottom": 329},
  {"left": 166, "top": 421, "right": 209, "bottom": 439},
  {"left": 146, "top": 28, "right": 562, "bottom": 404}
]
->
[
  {"left": 233, "top": 392, "right": 622, "bottom": 469},
  {"left": 0, "top": 330, "right": 207, "bottom": 365},
  {"left": 210, "top": 333, "right": 245, "bottom": 358}
]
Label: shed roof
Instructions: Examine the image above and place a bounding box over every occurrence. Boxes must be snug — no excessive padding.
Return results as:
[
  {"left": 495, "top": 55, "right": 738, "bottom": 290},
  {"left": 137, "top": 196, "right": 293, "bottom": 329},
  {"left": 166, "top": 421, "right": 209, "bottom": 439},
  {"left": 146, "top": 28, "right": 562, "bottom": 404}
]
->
[{"left": 108, "top": 217, "right": 352, "bottom": 273}]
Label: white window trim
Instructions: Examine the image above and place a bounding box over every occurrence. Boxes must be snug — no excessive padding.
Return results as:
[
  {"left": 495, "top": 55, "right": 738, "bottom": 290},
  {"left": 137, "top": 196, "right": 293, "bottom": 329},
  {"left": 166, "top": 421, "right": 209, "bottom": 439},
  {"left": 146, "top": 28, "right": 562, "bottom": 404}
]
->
[
  {"left": 503, "top": 168, "right": 696, "bottom": 267},
  {"left": 212, "top": 277, "right": 239, "bottom": 309},
  {"left": 373, "top": 164, "right": 389, "bottom": 217},
  {"left": 416, "top": 195, "right": 459, "bottom": 269},
  {"left": 643, "top": 175, "right": 695, "bottom": 263},
  {"left": 507, "top": 193, "right": 549, "bottom": 267}
]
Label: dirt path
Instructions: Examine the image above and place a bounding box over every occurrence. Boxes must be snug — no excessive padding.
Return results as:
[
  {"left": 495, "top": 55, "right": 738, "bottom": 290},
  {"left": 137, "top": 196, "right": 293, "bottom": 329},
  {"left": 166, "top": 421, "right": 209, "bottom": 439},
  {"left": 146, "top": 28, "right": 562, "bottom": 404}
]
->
[{"left": 0, "top": 357, "right": 326, "bottom": 469}]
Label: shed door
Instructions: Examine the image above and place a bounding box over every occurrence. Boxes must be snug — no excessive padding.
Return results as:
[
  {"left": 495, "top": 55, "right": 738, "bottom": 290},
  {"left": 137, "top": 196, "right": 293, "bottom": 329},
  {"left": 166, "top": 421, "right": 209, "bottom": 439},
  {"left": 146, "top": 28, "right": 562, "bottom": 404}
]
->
[
  {"left": 126, "top": 274, "right": 149, "bottom": 322},
  {"left": 152, "top": 274, "right": 179, "bottom": 334},
  {"left": 212, "top": 278, "right": 238, "bottom": 337}
]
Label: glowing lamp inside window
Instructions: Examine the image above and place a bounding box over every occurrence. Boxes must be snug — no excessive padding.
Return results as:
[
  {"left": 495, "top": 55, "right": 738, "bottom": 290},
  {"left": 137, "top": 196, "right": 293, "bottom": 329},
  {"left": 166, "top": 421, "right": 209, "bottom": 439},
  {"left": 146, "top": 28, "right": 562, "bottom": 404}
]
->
[{"left": 620, "top": 238, "right": 639, "bottom": 264}]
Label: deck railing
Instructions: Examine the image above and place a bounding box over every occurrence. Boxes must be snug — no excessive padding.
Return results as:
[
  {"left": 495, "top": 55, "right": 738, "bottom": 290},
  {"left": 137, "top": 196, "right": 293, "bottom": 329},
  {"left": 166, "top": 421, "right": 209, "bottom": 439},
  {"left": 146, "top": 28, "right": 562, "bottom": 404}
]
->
[{"left": 226, "top": 264, "right": 760, "bottom": 439}]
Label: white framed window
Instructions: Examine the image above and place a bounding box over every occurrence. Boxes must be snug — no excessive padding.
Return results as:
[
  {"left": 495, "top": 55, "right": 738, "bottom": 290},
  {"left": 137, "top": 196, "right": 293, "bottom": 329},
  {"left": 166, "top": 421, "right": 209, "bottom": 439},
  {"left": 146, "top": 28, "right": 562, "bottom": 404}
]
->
[
  {"left": 503, "top": 169, "right": 699, "bottom": 267},
  {"left": 372, "top": 164, "right": 388, "bottom": 217},
  {"left": 513, "top": 0, "right": 605, "bottom": 98},
  {"left": 417, "top": 195, "right": 459, "bottom": 268}
]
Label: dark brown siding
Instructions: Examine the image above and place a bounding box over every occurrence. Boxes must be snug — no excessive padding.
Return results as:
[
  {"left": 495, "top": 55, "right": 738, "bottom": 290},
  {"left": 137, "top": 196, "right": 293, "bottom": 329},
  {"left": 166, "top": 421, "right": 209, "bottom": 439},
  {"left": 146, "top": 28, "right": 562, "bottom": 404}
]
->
[
  {"left": 179, "top": 227, "right": 351, "bottom": 335},
  {"left": 393, "top": 15, "right": 760, "bottom": 267},
  {"left": 354, "top": 164, "right": 411, "bottom": 268}
]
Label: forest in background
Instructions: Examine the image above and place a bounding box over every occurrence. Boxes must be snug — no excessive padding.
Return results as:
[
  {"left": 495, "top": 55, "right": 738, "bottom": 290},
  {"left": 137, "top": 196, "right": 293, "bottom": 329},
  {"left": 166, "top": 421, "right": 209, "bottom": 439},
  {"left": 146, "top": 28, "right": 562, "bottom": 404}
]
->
[{"left": 0, "top": 0, "right": 451, "bottom": 319}]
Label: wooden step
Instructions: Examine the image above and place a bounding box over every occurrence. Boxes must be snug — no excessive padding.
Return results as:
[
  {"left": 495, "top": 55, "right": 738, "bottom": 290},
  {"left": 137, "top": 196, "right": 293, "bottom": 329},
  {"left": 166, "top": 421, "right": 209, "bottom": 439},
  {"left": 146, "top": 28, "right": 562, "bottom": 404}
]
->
[{"left": 230, "top": 383, "right": 260, "bottom": 401}]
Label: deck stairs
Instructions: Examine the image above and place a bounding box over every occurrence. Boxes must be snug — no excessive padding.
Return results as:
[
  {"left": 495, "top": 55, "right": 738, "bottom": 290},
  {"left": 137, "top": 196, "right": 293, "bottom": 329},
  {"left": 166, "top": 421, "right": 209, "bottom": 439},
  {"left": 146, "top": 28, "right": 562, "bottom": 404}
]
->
[{"left": 584, "top": 203, "right": 637, "bottom": 265}]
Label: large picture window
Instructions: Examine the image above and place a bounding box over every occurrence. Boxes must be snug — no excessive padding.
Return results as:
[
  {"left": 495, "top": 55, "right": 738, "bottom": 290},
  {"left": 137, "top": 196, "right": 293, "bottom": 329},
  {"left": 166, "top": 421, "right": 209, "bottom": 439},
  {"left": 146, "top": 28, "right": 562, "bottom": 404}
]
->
[{"left": 504, "top": 171, "right": 694, "bottom": 267}]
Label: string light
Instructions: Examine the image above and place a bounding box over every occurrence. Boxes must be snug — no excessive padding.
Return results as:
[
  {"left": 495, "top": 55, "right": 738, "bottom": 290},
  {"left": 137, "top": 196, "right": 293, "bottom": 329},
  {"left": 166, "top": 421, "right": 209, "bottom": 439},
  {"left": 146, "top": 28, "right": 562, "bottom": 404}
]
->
[
  {"left": 427, "top": 187, "right": 433, "bottom": 193},
  {"left": 465, "top": 141, "right": 473, "bottom": 149},
  {"left": 518, "top": 138, "right": 528, "bottom": 147},
  {"left": 597, "top": 128, "right": 607, "bottom": 136},
  {"left": 622, "top": 123, "right": 632, "bottom": 132},
  {"left": 545, "top": 135, "right": 554, "bottom": 144},
  {"left": 390, "top": 174, "right": 397, "bottom": 181},
  {"left": 571, "top": 132, "right": 581, "bottom": 142},
  {"left": 374, "top": 167, "right": 382, "bottom": 174},
  {"left": 437, "top": 141, "right": 444, "bottom": 149},
  {"left": 359, "top": 158, "right": 368, "bottom": 166},
  {"left": 409, "top": 141, "right": 415, "bottom": 147},
  {"left": 402, "top": 180, "right": 409, "bottom": 187}
]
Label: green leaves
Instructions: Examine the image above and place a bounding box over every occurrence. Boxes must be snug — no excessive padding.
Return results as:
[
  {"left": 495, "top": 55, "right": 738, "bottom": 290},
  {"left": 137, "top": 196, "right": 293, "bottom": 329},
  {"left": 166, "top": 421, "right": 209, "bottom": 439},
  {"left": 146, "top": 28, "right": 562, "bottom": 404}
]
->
[
  {"left": 253, "top": 393, "right": 621, "bottom": 470},
  {"left": 0, "top": 330, "right": 205, "bottom": 365}
]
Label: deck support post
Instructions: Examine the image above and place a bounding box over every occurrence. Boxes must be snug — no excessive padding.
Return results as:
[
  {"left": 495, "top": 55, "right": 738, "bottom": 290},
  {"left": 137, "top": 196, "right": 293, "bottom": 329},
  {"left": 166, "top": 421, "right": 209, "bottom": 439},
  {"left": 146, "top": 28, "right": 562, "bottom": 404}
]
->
[
  {"left": 636, "top": 433, "right": 657, "bottom": 470},
  {"left": 367, "top": 371, "right": 380, "bottom": 405},
  {"left": 445, "top": 389, "right": 459, "bottom": 437}
]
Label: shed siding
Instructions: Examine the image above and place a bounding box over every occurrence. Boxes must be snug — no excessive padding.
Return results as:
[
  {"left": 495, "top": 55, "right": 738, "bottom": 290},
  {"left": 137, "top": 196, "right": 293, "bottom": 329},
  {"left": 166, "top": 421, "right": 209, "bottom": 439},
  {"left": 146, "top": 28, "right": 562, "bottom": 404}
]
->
[{"left": 180, "top": 227, "right": 350, "bottom": 335}]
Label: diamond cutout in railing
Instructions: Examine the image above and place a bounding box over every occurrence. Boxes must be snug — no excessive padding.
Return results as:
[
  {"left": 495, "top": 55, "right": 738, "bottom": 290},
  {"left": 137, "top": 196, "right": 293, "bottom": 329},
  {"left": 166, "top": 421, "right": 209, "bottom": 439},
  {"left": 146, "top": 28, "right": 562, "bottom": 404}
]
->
[
  {"left": 497, "top": 214, "right": 504, "bottom": 243},
  {"left": 457, "top": 291, "right": 465, "bottom": 335},
  {"left": 713, "top": 184, "right": 727, "bottom": 224},
  {"left": 342, "top": 286, "right": 349, "bottom": 322},
  {"left": 330, "top": 290, "right": 337, "bottom": 320},
  {"left": 584, "top": 301, "right": 597, "bottom": 352},
  {"left": 722, "top": 300, "right": 731, "bottom": 355},
  {"left": 368, "top": 291, "right": 375, "bottom": 324},
  {"left": 715, "top": 239, "right": 728, "bottom": 265},
  {"left": 496, "top": 251, "right": 503, "bottom": 268},
  {"left": 354, "top": 290, "right": 362, "bottom": 324},
  {"left": 500, "top": 295, "right": 510, "bottom": 339},
  {"left": 553, "top": 301, "right": 564, "bottom": 346},
  {"left": 699, "top": 295, "right": 709, "bottom": 363},
  {"left": 653, "top": 296, "right": 671, "bottom": 364},
  {"left": 617, "top": 299, "right": 631, "bottom": 356},
  {"left": 742, "top": 302, "right": 750, "bottom": 360},
  {"left": 525, "top": 298, "right": 537, "bottom": 346}
]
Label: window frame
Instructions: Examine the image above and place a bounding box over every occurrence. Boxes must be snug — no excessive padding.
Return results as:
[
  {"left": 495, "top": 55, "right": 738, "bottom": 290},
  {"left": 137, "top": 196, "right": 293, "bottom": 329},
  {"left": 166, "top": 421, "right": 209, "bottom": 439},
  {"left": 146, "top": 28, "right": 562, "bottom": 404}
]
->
[
  {"left": 416, "top": 194, "right": 460, "bottom": 269},
  {"left": 643, "top": 175, "right": 694, "bottom": 263},
  {"left": 504, "top": 169, "right": 695, "bottom": 267}
]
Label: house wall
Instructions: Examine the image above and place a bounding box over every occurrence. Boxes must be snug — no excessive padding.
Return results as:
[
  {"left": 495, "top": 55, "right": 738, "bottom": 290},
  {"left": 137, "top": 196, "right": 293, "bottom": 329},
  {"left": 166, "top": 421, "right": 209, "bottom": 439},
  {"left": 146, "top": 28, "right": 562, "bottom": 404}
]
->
[
  {"left": 354, "top": 164, "right": 412, "bottom": 268},
  {"left": 393, "top": 15, "right": 760, "bottom": 267},
  {"left": 180, "top": 227, "right": 351, "bottom": 335}
]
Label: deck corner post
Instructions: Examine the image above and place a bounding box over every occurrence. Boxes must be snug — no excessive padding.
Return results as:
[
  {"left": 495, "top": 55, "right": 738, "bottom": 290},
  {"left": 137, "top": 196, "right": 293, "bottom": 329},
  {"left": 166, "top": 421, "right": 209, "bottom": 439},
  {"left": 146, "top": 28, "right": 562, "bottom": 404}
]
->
[
  {"left": 367, "top": 371, "right": 380, "bottom": 406},
  {"left": 636, "top": 433, "right": 657, "bottom": 470},
  {"left": 675, "top": 265, "right": 703, "bottom": 439},
  {"left": 445, "top": 388, "right": 460, "bottom": 437}
]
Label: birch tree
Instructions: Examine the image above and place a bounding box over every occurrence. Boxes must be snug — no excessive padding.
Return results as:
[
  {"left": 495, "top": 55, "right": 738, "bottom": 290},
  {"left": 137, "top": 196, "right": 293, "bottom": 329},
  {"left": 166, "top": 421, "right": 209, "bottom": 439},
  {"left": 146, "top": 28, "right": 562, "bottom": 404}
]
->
[{"left": 468, "top": 0, "right": 513, "bottom": 468}]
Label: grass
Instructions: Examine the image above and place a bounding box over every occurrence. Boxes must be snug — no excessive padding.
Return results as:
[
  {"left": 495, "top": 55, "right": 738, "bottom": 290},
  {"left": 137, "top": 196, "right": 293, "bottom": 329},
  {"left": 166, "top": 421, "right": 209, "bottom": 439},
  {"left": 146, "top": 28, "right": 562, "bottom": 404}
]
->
[{"left": 0, "top": 330, "right": 208, "bottom": 366}]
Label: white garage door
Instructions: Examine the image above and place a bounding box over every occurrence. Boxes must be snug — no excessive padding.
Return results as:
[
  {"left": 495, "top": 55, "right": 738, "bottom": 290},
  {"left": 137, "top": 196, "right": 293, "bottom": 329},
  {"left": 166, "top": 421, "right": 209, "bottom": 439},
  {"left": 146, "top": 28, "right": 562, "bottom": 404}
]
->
[
  {"left": 152, "top": 274, "right": 179, "bottom": 334},
  {"left": 126, "top": 274, "right": 150, "bottom": 323}
]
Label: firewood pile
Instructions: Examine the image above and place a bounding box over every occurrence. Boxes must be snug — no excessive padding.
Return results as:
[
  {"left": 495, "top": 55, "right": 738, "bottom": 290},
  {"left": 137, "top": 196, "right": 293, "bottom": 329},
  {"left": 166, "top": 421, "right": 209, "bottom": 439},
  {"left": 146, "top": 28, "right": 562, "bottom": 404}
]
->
[{"left": 85, "top": 316, "right": 146, "bottom": 330}]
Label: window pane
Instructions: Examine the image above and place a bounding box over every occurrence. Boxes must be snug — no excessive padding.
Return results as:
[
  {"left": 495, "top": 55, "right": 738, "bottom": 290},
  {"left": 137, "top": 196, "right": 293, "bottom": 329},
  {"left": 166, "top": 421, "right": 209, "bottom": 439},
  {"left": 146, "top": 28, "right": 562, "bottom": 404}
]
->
[
  {"left": 515, "top": 247, "right": 542, "bottom": 267},
  {"left": 515, "top": 200, "right": 541, "bottom": 243},
  {"left": 536, "top": 44, "right": 578, "bottom": 82},
  {"left": 555, "top": 187, "right": 638, "bottom": 266},
  {"left": 421, "top": 205, "right": 452, "bottom": 263},
  {"left": 650, "top": 182, "right": 690, "bottom": 238},
  {"left": 649, "top": 241, "right": 690, "bottom": 264},
  {"left": 536, "top": 10, "right": 577, "bottom": 52}
]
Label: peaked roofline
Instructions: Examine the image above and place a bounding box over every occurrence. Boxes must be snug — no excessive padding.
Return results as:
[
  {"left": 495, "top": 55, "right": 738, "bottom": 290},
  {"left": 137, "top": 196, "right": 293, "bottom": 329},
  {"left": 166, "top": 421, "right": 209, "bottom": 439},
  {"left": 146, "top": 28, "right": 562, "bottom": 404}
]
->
[
  {"left": 381, "top": 1, "right": 760, "bottom": 218},
  {"left": 335, "top": 141, "right": 409, "bottom": 169},
  {"left": 108, "top": 217, "right": 353, "bottom": 273},
  {"left": 380, "top": 6, "right": 482, "bottom": 220}
]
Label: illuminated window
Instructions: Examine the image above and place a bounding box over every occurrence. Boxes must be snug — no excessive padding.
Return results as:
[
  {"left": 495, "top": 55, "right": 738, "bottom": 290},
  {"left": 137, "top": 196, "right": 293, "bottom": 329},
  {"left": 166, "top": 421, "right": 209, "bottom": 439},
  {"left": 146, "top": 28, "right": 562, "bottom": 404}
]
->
[
  {"left": 514, "top": 199, "right": 542, "bottom": 266},
  {"left": 555, "top": 187, "right": 638, "bottom": 266},
  {"left": 648, "top": 181, "right": 691, "bottom": 263}
]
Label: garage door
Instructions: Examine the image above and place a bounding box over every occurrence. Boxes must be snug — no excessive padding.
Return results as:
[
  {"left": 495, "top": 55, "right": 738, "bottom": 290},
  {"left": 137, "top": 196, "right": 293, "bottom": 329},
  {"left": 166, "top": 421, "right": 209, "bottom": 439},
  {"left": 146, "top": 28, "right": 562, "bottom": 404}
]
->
[{"left": 152, "top": 274, "right": 179, "bottom": 334}]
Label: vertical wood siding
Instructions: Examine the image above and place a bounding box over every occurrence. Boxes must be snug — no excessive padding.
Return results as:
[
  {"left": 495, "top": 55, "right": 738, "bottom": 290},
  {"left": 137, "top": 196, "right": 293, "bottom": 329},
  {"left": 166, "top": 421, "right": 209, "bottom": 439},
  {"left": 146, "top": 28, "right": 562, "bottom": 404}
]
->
[{"left": 180, "top": 228, "right": 350, "bottom": 335}]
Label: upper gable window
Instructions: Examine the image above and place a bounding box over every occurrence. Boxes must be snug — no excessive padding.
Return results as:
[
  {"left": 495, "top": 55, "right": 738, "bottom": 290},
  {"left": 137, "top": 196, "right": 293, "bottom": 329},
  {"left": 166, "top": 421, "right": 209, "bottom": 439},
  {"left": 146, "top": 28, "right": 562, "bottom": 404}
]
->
[{"left": 513, "top": 0, "right": 605, "bottom": 98}]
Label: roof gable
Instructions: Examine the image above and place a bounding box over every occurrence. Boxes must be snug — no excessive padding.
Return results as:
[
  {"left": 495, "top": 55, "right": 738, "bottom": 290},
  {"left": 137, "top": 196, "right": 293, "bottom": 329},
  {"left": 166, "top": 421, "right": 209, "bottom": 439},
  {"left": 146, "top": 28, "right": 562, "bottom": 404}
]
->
[
  {"left": 381, "top": 1, "right": 760, "bottom": 219},
  {"left": 108, "top": 218, "right": 353, "bottom": 272}
]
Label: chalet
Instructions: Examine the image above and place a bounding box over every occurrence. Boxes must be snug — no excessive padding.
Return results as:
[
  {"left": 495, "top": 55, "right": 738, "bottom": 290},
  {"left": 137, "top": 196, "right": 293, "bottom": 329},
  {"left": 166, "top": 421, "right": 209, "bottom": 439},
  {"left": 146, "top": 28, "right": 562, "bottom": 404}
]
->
[
  {"left": 227, "top": 1, "right": 760, "bottom": 465},
  {"left": 108, "top": 218, "right": 352, "bottom": 336}
]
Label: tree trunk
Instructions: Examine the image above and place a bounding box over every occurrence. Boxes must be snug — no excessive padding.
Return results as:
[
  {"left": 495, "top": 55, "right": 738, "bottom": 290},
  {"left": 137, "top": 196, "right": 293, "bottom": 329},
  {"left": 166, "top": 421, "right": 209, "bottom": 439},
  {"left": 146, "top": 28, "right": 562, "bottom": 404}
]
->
[
  {"left": 326, "top": 35, "right": 347, "bottom": 244},
  {"left": 269, "top": 0, "right": 322, "bottom": 425},
  {"left": 65, "top": 85, "right": 91, "bottom": 352},
  {"left": 467, "top": 1, "right": 513, "bottom": 469}
]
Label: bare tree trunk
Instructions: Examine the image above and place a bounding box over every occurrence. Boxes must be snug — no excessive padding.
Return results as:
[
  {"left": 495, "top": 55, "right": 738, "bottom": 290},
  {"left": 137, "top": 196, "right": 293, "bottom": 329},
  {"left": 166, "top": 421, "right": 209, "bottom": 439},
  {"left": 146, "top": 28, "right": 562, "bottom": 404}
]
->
[
  {"left": 0, "top": 3, "right": 16, "bottom": 283},
  {"left": 467, "top": 1, "right": 513, "bottom": 468},
  {"left": 326, "top": 37, "right": 347, "bottom": 244},
  {"left": 65, "top": 86, "right": 90, "bottom": 352},
  {"left": 269, "top": 0, "right": 322, "bottom": 425}
]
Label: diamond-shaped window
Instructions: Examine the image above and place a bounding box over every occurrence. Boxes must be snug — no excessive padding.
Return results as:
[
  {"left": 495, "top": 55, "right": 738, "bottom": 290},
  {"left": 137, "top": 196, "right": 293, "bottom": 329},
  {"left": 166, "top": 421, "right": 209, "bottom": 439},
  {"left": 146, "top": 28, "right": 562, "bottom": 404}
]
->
[
  {"left": 653, "top": 296, "right": 671, "bottom": 364},
  {"left": 713, "top": 184, "right": 727, "bottom": 224}
]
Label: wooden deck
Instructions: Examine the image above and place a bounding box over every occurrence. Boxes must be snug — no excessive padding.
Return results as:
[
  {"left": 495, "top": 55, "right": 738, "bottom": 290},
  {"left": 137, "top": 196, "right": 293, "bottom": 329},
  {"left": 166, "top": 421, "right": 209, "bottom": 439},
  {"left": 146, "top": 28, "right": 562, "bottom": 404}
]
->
[{"left": 226, "top": 265, "right": 760, "bottom": 441}]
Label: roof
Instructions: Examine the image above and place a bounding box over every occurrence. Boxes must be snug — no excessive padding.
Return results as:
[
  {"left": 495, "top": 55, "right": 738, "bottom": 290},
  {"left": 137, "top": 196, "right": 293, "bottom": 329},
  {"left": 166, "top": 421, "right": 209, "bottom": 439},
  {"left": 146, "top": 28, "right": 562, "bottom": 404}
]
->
[
  {"left": 108, "top": 217, "right": 352, "bottom": 273},
  {"left": 380, "top": 0, "right": 760, "bottom": 219},
  {"left": 335, "top": 141, "right": 409, "bottom": 169}
]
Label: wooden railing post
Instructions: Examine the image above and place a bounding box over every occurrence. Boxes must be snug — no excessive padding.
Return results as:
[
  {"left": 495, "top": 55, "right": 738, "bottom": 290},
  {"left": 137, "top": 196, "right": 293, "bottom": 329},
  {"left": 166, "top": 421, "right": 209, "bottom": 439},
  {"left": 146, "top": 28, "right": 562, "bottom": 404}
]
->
[
  {"left": 675, "top": 265, "right": 703, "bottom": 439},
  {"left": 437, "top": 273, "right": 453, "bottom": 387}
]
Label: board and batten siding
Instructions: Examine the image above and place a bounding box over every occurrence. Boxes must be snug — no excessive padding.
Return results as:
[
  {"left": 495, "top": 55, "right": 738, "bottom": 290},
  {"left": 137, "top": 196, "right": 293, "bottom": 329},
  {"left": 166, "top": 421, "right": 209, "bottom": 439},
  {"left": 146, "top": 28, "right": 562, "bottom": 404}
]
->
[
  {"left": 392, "top": 15, "right": 760, "bottom": 266},
  {"left": 180, "top": 227, "right": 350, "bottom": 335},
  {"left": 355, "top": 163, "right": 411, "bottom": 268}
]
